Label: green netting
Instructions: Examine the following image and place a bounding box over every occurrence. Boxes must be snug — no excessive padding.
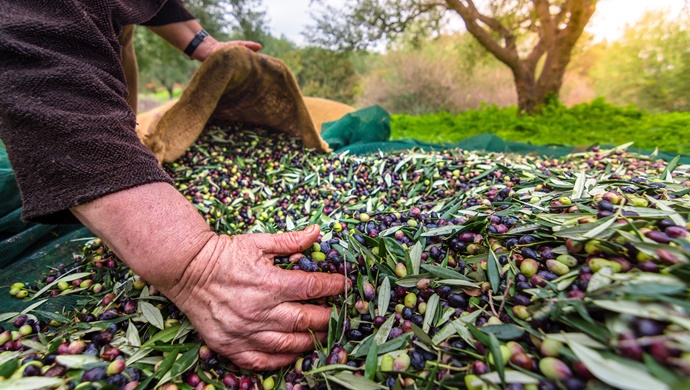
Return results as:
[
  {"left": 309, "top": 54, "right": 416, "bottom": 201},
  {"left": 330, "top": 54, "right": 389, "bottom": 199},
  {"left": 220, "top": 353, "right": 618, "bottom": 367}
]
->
[
  {"left": 1, "top": 145, "right": 91, "bottom": 317},
  {"left": 2, "top": 105, "right": 690, "bottom": 318}
]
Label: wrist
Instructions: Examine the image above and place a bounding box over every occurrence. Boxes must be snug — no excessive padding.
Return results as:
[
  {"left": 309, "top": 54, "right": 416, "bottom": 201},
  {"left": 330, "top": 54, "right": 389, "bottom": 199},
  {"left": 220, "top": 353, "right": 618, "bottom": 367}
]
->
[
  {"left": 160, "top": 233, "right": 226, "bottom": 309},
  {"left": 191, "top": 35, "right": 219, "bottom": 62},
  {"left": 70, "top": 182, "right": 216, "bottom": 296}
]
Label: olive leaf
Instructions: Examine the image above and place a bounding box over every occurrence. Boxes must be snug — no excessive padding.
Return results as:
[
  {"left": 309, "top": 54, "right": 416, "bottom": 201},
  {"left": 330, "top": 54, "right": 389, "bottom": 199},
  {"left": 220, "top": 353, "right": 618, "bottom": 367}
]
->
[
  {"left": 30, "top": 271, "right": 92, "bottom": 300},
  {"left": 409, "top": 241, "right": 422, "bottom": 275},
  {"left": 435, "top": 279, "right": 480, "bottom": 288},
  {"left": 0, "top": 377, "right": 66, "bottom": 390},
  {"left": 55, "top": 354, "right": 98, "bottom": 369},
  {"left": 142, "top": 324, "right": 182, "bottom": 347},
  {"left": 660, "top": 155, "right": 680, "bottom": 182},
  {"left": 20, "top": 340, "right": 48, "bottom": 354},
  {"left": 572, "top": 171, "right": 588, "bottom": 199},
  {"left": 566, "top": 335, "right": 669, "bottom": 390},
  {"left": 325, "top": 371, "right": 386, "bottom": 390},
  {"left": 473, "top": 370, "right": 539, "bottom": 386},
  {"left": 554, "top": 216, "right": 617, "bottom": 240},
  {"left": 487, "top": 333, "right": 505, "bottom": 383},
  {"left": 480, "top": 324, "right": 524, "bottom": 341},
  {"left": 431, "top": 311, "right": 481, "bottom": 345},
  {"left": 395, "top": 273, "right": 433, "bottom": 288},
  {"left": 126, "top": 320, "right": 141, "bottom": 347},
  {"left": 645, "top": 195, "right": 686, "bottom": 226},
  {"left": 0, "top": 312, "right": 20, "bottom": 323},
  {"left": 377, "top": 277, "right": 391, "bottom": 316},
  {"left": 364, "top": 341, "right": 378, "bottom": 381},
  {"left": 544, "top": 333, "right": 605, "bottom": 349},
  {"left": 421, "top": 264, "right": 470, "bottom": 280},
  {"left": 0, "top": 358, "right": 19, "bottom": 378},
  {"left": 487, "top": 250, "right": 501, "bottom": 292},
  {"left": 586, "top": 267, "right": 613, "bottom": 293},
  {"left": 423, "top": 294, "right": 439, "bottom": 333},
  {"left": 593, "top": 300, "right": 690, "bottom": 331},
  {"left": 411, "top": 323, "right": 434, "bottom": 346},
  {"left": 139, "top": 301, "right": 165, "bottom": 330},
  {"left": 126, "top": 348, "right": 155, "bottom": 366},
  {"left": 20, "top": 299, "right": 49, "bottom": 315},
  {"left": 163, "top": 344, "right": 200, "bottom": 383},
  {"left": 172, "top": 318, "right": 194, "bottom": 343},
  {"left": 374, "top": 315, "right": 396, "bottom": 346}
]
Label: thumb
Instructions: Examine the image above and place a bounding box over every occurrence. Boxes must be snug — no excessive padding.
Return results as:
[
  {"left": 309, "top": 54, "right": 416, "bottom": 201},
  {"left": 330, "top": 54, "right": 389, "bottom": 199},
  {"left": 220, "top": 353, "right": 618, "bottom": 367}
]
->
[{"left": 255, "top": 225, "right": 320, "bottom": 255}]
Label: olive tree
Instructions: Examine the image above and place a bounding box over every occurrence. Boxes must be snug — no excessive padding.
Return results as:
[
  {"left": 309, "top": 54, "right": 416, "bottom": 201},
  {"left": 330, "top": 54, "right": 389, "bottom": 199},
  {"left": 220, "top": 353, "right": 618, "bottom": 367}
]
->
[{"left": 308, "top": 0, "right": 597, "bottom": 114}]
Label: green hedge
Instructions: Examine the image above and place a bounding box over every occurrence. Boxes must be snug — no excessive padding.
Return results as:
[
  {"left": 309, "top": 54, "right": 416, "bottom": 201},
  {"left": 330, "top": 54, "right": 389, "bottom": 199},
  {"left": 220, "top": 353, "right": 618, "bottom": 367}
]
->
[{"left": 390, "top": 98, "right": 690, "bottom": 154}]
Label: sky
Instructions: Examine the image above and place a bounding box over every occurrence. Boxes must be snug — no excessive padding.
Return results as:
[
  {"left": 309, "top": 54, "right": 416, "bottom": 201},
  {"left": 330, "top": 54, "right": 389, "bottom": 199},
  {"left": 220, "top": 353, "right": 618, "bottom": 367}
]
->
[{"left": 262, "top": 0, "right": 687, "bottom": 46}]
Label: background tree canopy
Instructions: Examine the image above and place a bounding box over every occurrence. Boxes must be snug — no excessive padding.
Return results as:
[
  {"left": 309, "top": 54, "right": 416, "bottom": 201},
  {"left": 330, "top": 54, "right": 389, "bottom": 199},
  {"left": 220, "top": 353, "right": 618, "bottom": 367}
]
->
[{"left": 134, "top": 1, "right": 689, "bottom": 118}]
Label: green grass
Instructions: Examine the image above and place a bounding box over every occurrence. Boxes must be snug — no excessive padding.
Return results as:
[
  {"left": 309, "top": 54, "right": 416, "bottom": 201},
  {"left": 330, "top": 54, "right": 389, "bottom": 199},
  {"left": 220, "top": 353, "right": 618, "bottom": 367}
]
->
[
  {"left": 139, "top": 89, "right": 183, "bottom": 104},
  {"left": 390, "top": 98, "right": 690, "bottom": 155}
]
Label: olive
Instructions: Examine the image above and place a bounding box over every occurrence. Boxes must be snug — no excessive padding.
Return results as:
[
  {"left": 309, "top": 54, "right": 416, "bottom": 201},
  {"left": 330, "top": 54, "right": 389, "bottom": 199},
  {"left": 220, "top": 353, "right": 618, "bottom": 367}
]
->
[{"left": 447, "top": 293, "right": 467, "bottom": 308}]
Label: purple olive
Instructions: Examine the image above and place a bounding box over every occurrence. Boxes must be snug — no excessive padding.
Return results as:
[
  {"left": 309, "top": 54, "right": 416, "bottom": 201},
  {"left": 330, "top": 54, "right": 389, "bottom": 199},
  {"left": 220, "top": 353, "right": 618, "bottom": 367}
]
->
[
  {"left": 82, "top": 366, "right": 107, "bottom": 382},
  {"left": 645, "top": 230, "right": 671, "bottom": 244}
]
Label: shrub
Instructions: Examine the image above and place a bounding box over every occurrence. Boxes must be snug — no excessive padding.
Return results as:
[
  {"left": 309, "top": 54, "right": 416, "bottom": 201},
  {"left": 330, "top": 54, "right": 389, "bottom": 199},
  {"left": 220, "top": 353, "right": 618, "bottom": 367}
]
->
[{"left": 391, "top": 99, "right": 690, "bottom": 154}]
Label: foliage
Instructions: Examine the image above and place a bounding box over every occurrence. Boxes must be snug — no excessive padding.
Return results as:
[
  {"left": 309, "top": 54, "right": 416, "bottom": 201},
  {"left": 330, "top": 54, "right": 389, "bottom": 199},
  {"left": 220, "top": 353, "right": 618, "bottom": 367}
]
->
[
  {"left": 306, "top": 0, "right": 446, "bottom": 51},
  {"left": 134, "top": 0, "right": 357, "bottom": 104},
  {"left": 590, "top": 11, "right": 690, "bottom": 113},
  {"left": 224, "top": 0, "right": 269, "bottom": 43},
  {"left": 357, "top": 34, "right": 515, "bottom": 114},
  {"left": 135, "top": 28, "right": 199, "bottom": 99},
  {"left": 308, "top": 0, "right": 598, "bottom": 113},
  {"left": 183, "top": 0, "right": 233, "bottom": 40},
  {"left": 390, "top": 98, "right": 690, "bottom": 154},
  {"left": 135, "top": 0, "right": 266, "bottom": 98},
  {"left": 288, "top": 48, "right": 360, "bottom": 104}
]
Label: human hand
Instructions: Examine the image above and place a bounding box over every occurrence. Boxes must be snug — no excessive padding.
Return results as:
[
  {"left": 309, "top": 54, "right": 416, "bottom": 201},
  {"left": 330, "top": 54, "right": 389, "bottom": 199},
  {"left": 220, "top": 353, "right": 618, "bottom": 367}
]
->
[
  {"left": 162, "top": 225, "right": 348, "bottom": 370},
  {"left": 193, "top": 38, "right": 262, "bottom": 62}
]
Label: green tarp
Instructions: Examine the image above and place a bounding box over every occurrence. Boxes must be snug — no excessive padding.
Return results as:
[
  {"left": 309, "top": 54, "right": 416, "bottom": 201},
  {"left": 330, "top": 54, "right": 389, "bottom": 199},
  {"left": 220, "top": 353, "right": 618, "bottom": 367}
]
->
[{"left": 2, "top": 105, "right": 689, "bottom": 316}]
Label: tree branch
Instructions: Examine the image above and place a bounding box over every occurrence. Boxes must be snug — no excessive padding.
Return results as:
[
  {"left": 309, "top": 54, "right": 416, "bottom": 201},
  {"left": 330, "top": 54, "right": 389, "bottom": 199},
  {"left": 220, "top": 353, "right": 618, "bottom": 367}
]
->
[
  {"left": 536, "top": 0, "right": 596, "bottom": 88},
  {"left": 532, "top": 0, "right": 555, "bottom": 44},
  {"left": 445, "top": 0, "right": 520, "bottom": 69}
]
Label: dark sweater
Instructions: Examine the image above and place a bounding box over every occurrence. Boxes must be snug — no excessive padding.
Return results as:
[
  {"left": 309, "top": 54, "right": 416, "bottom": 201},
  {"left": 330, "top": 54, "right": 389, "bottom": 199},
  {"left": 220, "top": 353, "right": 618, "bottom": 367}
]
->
[{"left": 0, "top": 0, "right": 194, "bottom": 224}]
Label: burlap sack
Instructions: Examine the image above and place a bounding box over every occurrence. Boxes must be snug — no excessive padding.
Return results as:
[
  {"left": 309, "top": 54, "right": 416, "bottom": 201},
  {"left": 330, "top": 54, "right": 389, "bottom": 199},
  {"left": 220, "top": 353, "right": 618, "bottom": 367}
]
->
[{"left": 133, "top": 46, "right": 355, "bottom": 164}]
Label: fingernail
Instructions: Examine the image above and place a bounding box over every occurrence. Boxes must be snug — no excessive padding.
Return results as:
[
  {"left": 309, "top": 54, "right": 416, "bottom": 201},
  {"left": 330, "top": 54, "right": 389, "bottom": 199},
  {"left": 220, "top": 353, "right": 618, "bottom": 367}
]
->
[{"left": 306, "top": 225, "right": 318, "bottom": 233}]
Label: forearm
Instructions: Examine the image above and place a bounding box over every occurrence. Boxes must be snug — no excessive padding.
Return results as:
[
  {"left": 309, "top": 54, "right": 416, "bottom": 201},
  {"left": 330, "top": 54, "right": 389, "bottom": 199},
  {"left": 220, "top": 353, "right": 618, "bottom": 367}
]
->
[
  {"left": 146, "top": 20, "right": 220, "bottom": 62},
  {"left": 70, "top": 182, "right": 215, "bottom": 294}
]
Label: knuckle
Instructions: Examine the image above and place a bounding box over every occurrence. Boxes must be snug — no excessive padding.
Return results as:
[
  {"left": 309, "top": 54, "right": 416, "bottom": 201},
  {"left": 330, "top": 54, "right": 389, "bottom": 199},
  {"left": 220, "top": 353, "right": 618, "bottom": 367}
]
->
[
  {"left": 292, "top": 309, "right": 310, "bottom": 332},
  {"left": 234, "top": 352, "right": 264, "bottom": 371},
  {"left": 305, "top": 274, "right": 326, "bottom": 297},
  {"left": 285, "top": 232, "right": 303, "bottom": 251},
  {"left": 274, "top": 333, "right": 294, "bottom": 353},
  {"left": 249, "top": 355, "right": 270, "bottom": 371}
]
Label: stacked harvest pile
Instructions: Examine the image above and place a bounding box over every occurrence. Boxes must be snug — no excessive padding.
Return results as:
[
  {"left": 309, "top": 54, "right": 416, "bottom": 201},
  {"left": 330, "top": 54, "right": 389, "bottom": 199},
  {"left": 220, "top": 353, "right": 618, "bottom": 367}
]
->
[{"left": 1, "top": 127, "right": 690, "bottom": 390}]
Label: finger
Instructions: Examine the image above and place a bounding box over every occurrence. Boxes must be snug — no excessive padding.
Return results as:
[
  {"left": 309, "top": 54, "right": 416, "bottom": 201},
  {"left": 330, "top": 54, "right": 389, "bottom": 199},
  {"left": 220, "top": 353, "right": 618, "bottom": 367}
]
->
[
  {"left": 275, "top": 269, "right": 348, "bottom": 302},
  {"left": 230, "top": 351, "right": 299, "bottom": 371},
  {"left": 252, "top": 225, "right": 320, "bottom": 255},
  {"left": 250, "top": 331, "right": 327, "bottom": 354},
  {"left": 244, "top": 41, "right": 262, "bottom": 52},
  {"left": 269, "top": 302, "right": 333, "bottom": 332}
]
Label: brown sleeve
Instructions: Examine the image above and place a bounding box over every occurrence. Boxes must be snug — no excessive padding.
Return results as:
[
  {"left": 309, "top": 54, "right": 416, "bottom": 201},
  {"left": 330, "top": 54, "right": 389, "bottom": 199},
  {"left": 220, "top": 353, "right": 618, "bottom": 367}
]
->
[
  {"left": 0, "top": 0, "right": 173, "bottom": 225},
  {"left": 141, "top": 0, "right": 196, "bottom": 27}
]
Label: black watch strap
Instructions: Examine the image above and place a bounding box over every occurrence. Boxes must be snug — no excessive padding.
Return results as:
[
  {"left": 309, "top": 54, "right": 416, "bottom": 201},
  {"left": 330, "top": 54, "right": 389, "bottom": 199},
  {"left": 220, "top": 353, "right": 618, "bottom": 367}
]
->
[{"left": 183, "top": 29, "right": 209, "bottom": 58}]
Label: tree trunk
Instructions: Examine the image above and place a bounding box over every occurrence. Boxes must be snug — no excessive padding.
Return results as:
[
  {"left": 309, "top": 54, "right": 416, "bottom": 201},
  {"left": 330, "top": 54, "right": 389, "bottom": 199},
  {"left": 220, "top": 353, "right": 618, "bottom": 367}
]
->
[
  {"left": 512, "top": 65, "right": 542, "bottom": 115},
  {"left": 166, "top": 85, "right": 175, "bottom": 100},
  {"left": 446, "top": 0, "right": 596, "bottom": 115}
]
